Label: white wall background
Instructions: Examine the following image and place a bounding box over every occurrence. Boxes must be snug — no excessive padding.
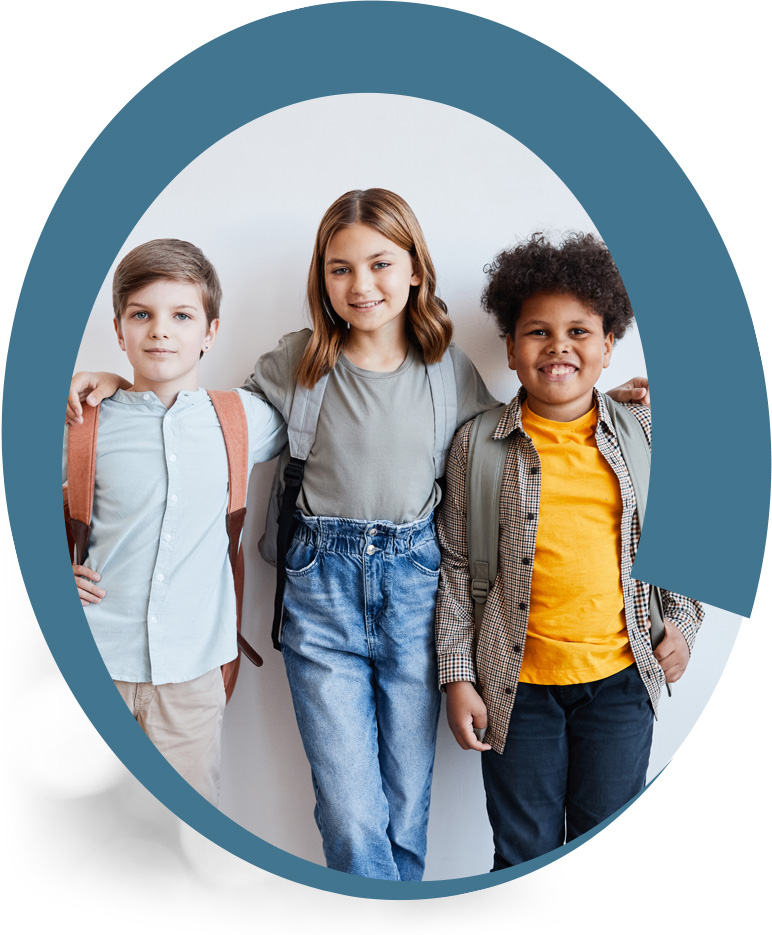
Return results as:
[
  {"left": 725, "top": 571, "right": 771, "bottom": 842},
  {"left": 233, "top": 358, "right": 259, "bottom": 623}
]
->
[{"left": 72, "top": 93, "right": 739, "bottom": 880}]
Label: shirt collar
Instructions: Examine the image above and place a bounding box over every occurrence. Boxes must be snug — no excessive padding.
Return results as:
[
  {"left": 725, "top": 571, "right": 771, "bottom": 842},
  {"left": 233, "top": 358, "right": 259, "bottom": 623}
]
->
[
  {"left": 493, "top": 386, "right": 615, "bottom": 439},
  {"left": 111, "top": 387, "right": 209, "bottom": 408}
]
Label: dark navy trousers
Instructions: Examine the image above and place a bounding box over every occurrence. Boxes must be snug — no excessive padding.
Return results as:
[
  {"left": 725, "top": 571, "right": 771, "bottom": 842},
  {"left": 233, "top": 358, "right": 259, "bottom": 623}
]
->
[{"left": 481, "top": 664, "right": 654, "bottom": 869}]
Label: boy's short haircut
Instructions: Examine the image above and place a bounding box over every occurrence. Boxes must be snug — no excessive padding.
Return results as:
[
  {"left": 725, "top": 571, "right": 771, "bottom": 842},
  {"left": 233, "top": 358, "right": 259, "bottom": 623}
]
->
[
  {"left": 113, "top": 239, "right": 222, "bottom": 326},
  {"left": 481, "top": 232, "right": 634, "bottom": 340}
]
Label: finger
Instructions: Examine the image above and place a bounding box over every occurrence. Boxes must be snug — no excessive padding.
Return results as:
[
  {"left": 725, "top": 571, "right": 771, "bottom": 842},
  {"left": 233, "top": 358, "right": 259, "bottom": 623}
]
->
[
  {"left": 75, "top": 578, "right": 105, "bottom": 597},
  {"left": 73, "top": 565, "right": 101, "bottom": 582},
  {"left": 460, "top": 721, "right": 492, "bottom": 752},
  {"left": 77, "top": 586, "right": 103, "bottom": 604}
]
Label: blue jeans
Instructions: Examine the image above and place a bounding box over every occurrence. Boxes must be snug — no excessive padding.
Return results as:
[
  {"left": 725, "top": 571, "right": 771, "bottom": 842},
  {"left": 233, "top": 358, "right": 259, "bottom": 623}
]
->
[
  {"left": 281, "top": 513, "right": 442, "bottom": 880},
  {"left": 481, "top": 664, "right": 654, "bottom": 869}
]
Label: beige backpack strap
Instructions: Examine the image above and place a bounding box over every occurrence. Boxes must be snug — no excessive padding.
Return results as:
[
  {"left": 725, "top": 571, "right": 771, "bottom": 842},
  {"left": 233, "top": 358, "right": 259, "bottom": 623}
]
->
[
  {"left": 208, "top": 390, "right": 262, "bottom": 701},
  {"left": 65, "top": 403, "right": 100, "bottom": 565}
]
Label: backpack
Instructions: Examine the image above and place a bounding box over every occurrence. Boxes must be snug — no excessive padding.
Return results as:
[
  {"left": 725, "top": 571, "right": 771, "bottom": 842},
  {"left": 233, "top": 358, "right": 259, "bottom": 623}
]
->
[
  {"left": 465, "top": 394, "right": 667, "bottom": 656},
  {"left": 261, "top": 349, "right": 459, "bottom": 650},
  {"left": 64, "top": 390, "right": 261, "bottom": 702}
]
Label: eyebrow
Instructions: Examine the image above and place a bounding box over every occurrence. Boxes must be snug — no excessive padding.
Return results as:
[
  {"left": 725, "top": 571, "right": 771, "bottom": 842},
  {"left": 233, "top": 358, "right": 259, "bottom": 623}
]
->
[
  {"left": 126, "top": 302, "right": 199, "bottom": 311},
  {"left": 325, "top": 251, "right": 396, "bottom": 266},
  {"left": 521, "top": 318, "right": 594, "bottom": 327}
]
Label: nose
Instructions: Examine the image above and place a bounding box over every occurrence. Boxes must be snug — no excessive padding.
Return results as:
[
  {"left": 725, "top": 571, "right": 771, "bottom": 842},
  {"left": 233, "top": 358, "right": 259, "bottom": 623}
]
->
[
  {"left": 546, "top": 334, "right": 570, "bottom": 354},
  {"left": 150, "top": 319, "right": 170, "bottom": 339},
  {"left": 351, "top": 266, "right": 374, "bottom": 296}
]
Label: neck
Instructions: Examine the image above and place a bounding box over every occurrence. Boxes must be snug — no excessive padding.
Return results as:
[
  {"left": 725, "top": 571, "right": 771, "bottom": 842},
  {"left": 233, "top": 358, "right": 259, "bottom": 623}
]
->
[
  {"left": 130, "top": 373, "right": 199, "bottom": 409},
  {"left": 524, "top": 390, "right": 595, "bottom": 423},
  {"left": 343, "top": 321, "right": 410, "bottom": 372}
]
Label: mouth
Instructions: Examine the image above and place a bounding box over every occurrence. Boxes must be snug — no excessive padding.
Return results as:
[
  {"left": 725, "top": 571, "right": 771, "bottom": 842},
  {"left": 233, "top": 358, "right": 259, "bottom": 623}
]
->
[
  {"left": 538, "top": 363, "right": 577, "bottom": 381},
  {"left": 144, "top": 348, "right": 176, "bottom": 356},
  {"left": 349, "top": 300, "right": 384, "bottom": 310}
]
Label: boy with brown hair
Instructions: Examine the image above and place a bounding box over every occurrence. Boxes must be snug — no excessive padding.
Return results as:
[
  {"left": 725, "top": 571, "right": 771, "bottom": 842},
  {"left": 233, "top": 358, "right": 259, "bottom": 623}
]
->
[
  {"left": 67, "top": 239, "right": 285, "bottom": 804},
  {"left": 436, "top": 233, "right": 703, "bottom": 867}
]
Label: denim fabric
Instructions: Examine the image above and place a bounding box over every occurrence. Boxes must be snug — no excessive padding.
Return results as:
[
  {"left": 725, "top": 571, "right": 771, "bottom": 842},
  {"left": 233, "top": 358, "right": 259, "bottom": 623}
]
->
[
  {"left": 481, "top": 664, "right": 654, "bottom": 869},
  {"left": 281, "top": 513, "right": 442, "bottom": 880}
]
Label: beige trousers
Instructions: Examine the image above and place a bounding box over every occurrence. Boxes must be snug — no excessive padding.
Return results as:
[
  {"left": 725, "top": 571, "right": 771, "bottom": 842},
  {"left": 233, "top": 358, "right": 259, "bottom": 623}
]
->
[{"left": 114, "top": 667, "right": 225, "bottom": 805}]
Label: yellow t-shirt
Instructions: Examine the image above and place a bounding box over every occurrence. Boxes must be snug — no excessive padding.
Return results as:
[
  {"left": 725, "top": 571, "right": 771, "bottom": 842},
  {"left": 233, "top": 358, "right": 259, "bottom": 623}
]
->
[{"left": 518, "top": 400, "right": 635, "bottom": 684}]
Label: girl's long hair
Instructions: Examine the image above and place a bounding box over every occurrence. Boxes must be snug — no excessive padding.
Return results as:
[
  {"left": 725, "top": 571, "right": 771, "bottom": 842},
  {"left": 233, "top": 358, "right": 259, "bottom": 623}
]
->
[{"left": 296, "top": 189, "right": 453, "bottom": 387}]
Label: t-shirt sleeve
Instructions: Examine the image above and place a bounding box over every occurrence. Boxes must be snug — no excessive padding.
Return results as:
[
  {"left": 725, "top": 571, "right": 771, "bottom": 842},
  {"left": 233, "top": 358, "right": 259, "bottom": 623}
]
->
[
  {"left": 237, "top": 388, "right": 288, "bottom": 465},
  {"left": 449, "top": 345, "right": 501, "bottom": 427},
  {"left": 239, "top": 330, "right": 310, "bottom": 418}
]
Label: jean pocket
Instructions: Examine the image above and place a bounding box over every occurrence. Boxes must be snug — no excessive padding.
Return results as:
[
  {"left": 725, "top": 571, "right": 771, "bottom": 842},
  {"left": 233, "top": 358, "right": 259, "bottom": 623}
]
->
[
  {"left": 406, "top": 538, "right": 442, "bottom": 576},
  {"left": 285, "top": 538, "right": 320, "bottom": 576}
]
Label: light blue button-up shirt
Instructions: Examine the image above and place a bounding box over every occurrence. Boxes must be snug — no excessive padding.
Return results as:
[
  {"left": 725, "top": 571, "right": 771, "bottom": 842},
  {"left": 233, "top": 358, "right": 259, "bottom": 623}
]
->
[{"left": 64, "top": 387, "right": 286, "bottom": 685}]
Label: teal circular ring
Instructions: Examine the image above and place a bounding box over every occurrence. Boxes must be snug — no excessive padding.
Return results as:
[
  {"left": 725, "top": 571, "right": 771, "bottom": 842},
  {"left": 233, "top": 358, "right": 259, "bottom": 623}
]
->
[{"left": 4, "top": 1, "right": 768, "bottom": 899}]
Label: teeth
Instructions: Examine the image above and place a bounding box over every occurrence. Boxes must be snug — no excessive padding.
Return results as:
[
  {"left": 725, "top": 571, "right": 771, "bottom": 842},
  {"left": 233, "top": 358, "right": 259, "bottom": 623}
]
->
[{"left": 545, "top": 364, "right": 575, "bottom": 375}]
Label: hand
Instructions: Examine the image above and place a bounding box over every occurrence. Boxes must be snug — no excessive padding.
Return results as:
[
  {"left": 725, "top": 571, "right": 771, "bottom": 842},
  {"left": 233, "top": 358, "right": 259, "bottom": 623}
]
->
[
  {"left": 73, "top": 565, "right": 105, "bottom": 607},
  {"left": 66, "top": 372, "right": 127, "bottom": 425},
  {"left": 445, "top": 681, "right": 492, "bottom": 751},
  {"left": 607, "top": 376, "right": 650, "bottom": 407},
  {"left": 653, "top": 618, "right": 690, "bottom": 682}
]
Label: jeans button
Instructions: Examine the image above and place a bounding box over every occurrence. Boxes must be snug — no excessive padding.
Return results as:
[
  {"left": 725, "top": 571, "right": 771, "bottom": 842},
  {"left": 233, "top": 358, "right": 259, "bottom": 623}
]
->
[
  {"left": 368, "top": 528, "right": 378, "bottom": 536},
  {"left": 366, "top": 544, "right": 376, "bottom": 556}
]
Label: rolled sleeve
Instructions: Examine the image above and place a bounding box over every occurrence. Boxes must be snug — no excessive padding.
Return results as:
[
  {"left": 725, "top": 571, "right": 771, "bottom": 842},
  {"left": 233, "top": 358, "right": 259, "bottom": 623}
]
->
[{"left": 662, "top": 590, "right": 704, "bottom": 652}]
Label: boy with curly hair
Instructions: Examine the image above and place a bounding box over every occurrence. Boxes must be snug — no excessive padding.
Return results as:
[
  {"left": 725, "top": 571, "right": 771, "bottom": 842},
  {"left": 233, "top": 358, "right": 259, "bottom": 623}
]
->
[{"left": 435, "top": 233, "right": 703, "bottom": 867}]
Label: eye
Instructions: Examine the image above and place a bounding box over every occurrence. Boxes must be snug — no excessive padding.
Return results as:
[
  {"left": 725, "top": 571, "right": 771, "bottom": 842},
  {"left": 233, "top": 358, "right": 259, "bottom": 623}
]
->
[
  {"left": 329, "top": 266, "right": 349, "bottom": 276},
  {"left": 373, "top": 261, "right": 390, "bottom": 270},
  {"left": 175, "top": 312, "right": 191, "bottom": 321},
  {"left": 570, "top": 328, "right": 588, "bottom": 335},
  {"left": 131, "top": 311, "right": 149, "bottom": 320},
  {"left": 526, "top": 328, "right": 548, "bottom": 336}
]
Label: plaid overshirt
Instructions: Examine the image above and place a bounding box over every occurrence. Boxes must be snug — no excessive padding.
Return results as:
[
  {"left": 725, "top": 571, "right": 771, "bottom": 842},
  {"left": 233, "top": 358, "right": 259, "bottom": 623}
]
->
[{"left": 436, "top": 387, "right": 704, "bottom": 754}]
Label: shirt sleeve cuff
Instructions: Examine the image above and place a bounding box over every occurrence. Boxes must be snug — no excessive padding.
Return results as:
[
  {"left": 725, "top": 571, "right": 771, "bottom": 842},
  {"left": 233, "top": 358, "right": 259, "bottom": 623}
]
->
[{"left": 437, "top": 653, "right": 477, "bottom": 689}]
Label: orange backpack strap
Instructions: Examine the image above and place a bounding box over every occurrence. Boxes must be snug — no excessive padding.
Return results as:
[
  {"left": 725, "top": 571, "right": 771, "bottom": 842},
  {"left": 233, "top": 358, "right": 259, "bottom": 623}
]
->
[
  {"left": 208, "top": 390, "right": 263, "bottom": 701},
  {"left": 65, "top": 404, "right": 100, "bottom": 565}
]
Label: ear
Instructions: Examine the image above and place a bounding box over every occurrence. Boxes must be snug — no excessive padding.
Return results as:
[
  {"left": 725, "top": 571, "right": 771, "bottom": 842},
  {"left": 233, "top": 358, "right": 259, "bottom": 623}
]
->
[
  {"left": 202, "top": 317, "right": 220, "bottom": 352},
  {"left": 602, "top": 331, "right": 614, "bottom": 368},
  {"left": 113, "top": 317, "right": 125, "bottom": 351},
  {"left": 410, "top": 258, "right": 421, "bottom": 288},
  {"left": 505, "top": 333, "right": 518, "bottom": 372}
]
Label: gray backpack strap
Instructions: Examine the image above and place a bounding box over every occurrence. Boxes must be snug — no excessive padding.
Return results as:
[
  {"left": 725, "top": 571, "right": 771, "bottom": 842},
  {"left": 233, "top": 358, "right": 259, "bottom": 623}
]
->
[
  {"left": 286, "top": 371, "right": 330, "bottom": 460},
  {"left": 466, "top": 405, "right": 509, "bottom": 636},
  {"left": 426, "top": 351, "right": 458, "bottom": 478},
  {"left": 604, "top": 395, "right": 667, "bottom": 655}
]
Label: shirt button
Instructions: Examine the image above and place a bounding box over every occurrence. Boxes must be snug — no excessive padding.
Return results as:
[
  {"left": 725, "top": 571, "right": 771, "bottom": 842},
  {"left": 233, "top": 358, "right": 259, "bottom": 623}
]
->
[
  {"left": 169, "top": 454, "right": 177, "bottom": 462},
  {"left": 156, "top": 573, "right": 164, "bottom": 581},
  {"left": 519, "top": 602, "right": 526, "bottom": 611},
  {"left": 504, "top": 687, "right": 513, "bottom": 695},
  {"left": 513, "top": 645, "right": 522, "bottom": 654},
  {"left": 527, "top": 512, "right": 535, "bottom": 521},
  {"left": 366, "top": 544, "right": 376, "bottom": 555},
  {"left": 530, "top": 466, "right": 538, "bottom": 475},
  {"left": 171, "top": 495, "right": 178, "bottom": 502},
  {"left": 164, "top": 534, "right": 172, "bottom": 542},
  {"left": 368, "top": 528, "right": 378, "bottom": 536},
  {"left": 143, "top": 393, "right": 151, "bottom": 401},
  {"left": 150, "top": 616, "right": 158, "bottom": 624},
  {"left": 521, "top": 557, "right": 531, "bottom": 565}
]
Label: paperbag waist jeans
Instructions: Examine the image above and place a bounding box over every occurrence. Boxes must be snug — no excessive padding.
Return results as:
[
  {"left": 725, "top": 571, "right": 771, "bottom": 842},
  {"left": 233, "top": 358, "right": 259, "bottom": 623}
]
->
[{"left": 281, "top": 513, "right": 442, "bottom": 881}]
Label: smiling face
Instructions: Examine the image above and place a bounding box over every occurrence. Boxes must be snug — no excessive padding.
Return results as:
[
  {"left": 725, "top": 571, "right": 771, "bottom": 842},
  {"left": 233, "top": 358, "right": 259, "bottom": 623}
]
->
[
  {"left": 506, "top": 292, "right": 614, "bottom": 422},
  {"left": 324, "top": 223, "right": 420, "bottom": 340},
  {"left": 114, "top": 278, "right": 219, "bottom": 406}
]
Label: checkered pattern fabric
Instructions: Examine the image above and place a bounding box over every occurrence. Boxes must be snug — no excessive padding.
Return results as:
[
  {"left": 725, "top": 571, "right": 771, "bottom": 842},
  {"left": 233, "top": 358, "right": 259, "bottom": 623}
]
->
[{"left": 436, "top": 387, "right": 704, "bottom": 754}]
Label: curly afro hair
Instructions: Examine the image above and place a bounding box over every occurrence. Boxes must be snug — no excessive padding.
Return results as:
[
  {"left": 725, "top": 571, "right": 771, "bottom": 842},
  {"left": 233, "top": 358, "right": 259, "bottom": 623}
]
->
[{"left": 481, "top": 232, "right": 634, "bottom": 340}]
